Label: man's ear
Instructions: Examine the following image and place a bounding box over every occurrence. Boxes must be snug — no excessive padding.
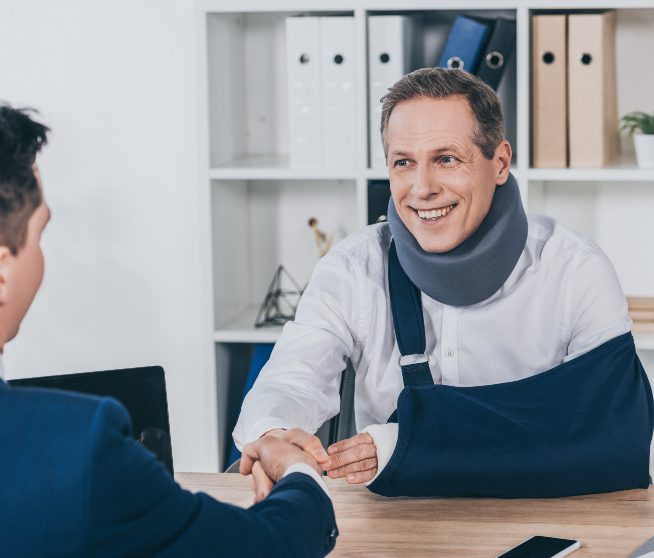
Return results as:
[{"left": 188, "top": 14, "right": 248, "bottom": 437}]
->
[
  {"left": 494, "top": 140, "right": 512, "bottom": 185},
  {"left": 0, "top": 246, "right": 12, "bottom": 306}
]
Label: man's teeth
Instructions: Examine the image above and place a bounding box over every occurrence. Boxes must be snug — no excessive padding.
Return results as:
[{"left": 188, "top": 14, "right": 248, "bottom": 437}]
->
[{"left": 417, "top": 204, "right": 456, "bottom": 220}]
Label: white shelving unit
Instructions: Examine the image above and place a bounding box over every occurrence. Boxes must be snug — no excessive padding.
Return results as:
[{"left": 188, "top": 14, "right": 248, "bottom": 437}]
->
[{"left": 197, "top": 0, "right": 654, "bottom": 469}]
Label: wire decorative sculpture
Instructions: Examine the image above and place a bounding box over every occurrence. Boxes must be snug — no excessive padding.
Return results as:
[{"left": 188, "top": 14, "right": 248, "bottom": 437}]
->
[
  {"left": 254, "top": 217, "right": 333, "bottom": 328},
  {"left": 254, "top": 265, "right": 304, "bottom": 328}
]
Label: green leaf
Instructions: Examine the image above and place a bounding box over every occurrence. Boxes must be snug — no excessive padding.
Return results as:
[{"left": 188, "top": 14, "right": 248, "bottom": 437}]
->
[{"left": 620, "top": 111, "right": 654, "bottom": 135}]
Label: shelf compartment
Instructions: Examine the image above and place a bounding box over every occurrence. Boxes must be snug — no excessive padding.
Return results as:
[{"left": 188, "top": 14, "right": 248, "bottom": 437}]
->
[
  {"left": 206, "top": 11, "right": 357, "bottom": 171},
  {"left": 211, "top": 179, "right": 358, "bottom": 334},
  {"left": 528, "top": 179, "right": 654, "bottom": 299},
  {"left": 529, "top": 8, "right": 654, "bottom": 172},
  {"left": 366, "top": 8, "right": 519, "bottom": 169}
]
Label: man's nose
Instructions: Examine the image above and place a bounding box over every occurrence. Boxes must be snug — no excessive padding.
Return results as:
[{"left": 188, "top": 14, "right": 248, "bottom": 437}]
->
[{"left": 412, "top": 164, "right": 442, "bottom": 199}]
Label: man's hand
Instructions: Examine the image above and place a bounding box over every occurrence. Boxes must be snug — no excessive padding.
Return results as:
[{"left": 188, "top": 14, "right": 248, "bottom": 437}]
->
[
  {"left": 240, "top": 434, "right": 324, "bottom": 502},
  {"left": 263, "top": 428, "right": 329, "bottom": 465},
  {"left": 322, "top": 432, "right": 378, "bottom": 484},
  {"left": 249, "top": 461, "right": 274, "bottom": 504}
]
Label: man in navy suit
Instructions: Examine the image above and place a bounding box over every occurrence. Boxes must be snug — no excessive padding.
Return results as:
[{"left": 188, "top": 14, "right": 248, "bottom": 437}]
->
[{"left": 0, "top": 103, "right": 338, "bottom": 557}]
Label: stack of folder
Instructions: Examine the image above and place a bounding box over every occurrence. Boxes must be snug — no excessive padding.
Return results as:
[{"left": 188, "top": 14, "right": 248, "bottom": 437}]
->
[
  {"left": 287, "top": 16, "right": 356, "bottom": 169},
  {"left": 366, "top": 14, "right": 515, "bottom": 169},
  {"left": 531, "top": 11, "right": 619, "bottom": 168},
  {"left": 628, "top": 297, "right": 654, "bottom": 334},
  {"left": 368, "top": 15, "right": 422, "bottom": 169},
  {"left": 437, "top": 15, "right": 516, "bottom": 90}
]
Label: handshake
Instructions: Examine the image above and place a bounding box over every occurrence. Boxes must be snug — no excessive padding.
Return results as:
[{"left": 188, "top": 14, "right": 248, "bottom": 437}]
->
[{"left": 240, "top": 429, "right": 379, "bottom": 502}]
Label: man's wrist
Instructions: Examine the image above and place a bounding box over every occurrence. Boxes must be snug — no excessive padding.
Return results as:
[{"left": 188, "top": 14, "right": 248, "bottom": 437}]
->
[
  {"left": 283, "top": 463, "right": 332, "bottom": 499},
  {"left": 242, "top": 419, "right": 291, "bottom": 448},
  {"left": 362, "top": 423, "right": 399, "bottom": 486},
  {"left": 261, "top": 428, "right": 286, "bottom": 438}
]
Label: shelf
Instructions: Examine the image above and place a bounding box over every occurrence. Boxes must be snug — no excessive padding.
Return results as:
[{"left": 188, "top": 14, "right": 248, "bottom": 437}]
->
[
  {"left": 214, "top": 306, "right": 283, "bottom": 343},
  {"left": 527, "top": 157, "right": 654, "bottom": 182},
  {"left": 364, "top": 168, "right": 389, "bottom": 181},
  {"left": 197, "top": 0, "right": 654, "bottom": 475},
  {"left": 199, "top": 0, "right": 357, "bottom": 13},
  {"left": 200, "top": 0, "right": 654, "bottom": 13},
  {"left": 209, "top": 157, "right": 654, "bottom": 188},
  {"left": 215, "top": 320, "right": 654, "bottom": 350},
  {"left": 527, "top": 0, "right": 654, "bottom": 9},
  {"left": 210, "top": 154, "right": 360, "bottom": 180},
  {"left": 635, "top": 332, "right": 654, "bottom": 351},
  {"left": 364, "top": 165, "right": 521, "bottom": 183}
]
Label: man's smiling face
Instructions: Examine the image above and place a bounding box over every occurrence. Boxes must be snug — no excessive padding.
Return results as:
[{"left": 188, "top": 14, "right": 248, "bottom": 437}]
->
[{"left": 385, "top": 94, "right": 511, "bottom": 253}]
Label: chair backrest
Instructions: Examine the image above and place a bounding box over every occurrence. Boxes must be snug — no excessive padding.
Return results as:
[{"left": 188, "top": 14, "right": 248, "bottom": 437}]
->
[
  {"left": 328, "top": 359, "right": 357, "bottom": 445},
  {"left": 9, "top": 366, "right": 174, "bottom": 474}
]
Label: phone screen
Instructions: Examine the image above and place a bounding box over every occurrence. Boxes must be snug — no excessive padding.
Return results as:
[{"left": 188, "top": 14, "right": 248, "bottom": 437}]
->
[{"left": 497, "top": 536, "right": 580, "bottom": 558}]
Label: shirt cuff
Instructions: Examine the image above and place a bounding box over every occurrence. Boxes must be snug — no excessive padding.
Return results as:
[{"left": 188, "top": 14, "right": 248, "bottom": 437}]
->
[
  {"left": 234, "top": 418, "right": 291, "bottom": 451},
  {"left": 283, "top": 463, "right": 332, "bottom": 500},
  {"left": 362, "top": 423, "right": 399, "bottom": 486}
]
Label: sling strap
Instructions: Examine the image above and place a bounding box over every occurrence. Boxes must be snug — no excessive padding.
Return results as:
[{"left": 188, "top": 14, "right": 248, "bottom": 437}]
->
[{"left": 388, "top": 241, "right": 434, "bottom": 388}]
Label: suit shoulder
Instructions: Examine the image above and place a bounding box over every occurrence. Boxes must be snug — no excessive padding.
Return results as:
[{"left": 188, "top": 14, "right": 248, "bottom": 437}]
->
[
  {"left": 2, "top": 386, "right": 131, "bottom": 452},
  {"left": 3, "top": 385, "right": 110, "bottom": 424}
]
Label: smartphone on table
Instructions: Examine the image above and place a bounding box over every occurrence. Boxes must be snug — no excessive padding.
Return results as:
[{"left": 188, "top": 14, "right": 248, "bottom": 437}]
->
[{"left": 497, "top": 535, "right": 580, "bottom": 558}]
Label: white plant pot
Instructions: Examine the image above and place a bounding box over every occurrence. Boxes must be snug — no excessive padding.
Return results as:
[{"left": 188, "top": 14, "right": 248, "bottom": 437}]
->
[{"left": 634, "top": 134, "right": 654, "bottom": 169}]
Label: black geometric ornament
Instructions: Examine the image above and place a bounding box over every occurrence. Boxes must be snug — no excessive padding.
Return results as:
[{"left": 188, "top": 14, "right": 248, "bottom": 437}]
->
[{"left": 254, "top": 265, "right": 304, "bottom": 328}]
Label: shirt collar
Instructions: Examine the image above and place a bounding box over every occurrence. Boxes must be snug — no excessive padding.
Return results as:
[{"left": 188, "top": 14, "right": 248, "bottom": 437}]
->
[{"left": 0, "top": 354, "right": 5, "bottom": 381}]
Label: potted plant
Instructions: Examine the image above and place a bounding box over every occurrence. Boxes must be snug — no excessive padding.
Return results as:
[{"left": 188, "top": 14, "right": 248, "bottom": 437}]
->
[{"left": 620, "top": 111, "right": 654, "bottom": 168}]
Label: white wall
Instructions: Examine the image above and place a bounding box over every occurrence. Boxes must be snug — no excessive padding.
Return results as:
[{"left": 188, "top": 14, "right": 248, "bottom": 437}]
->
[{"left": 0, "top": 0, "right": 217, "bottom": 471}]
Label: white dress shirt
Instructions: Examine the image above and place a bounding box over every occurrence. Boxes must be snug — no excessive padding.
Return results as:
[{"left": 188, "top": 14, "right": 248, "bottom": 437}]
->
[
  {"left": 0, "top": 355, "right": 4, "bottom": 381},
  {"left": 233, "top": 215, "right": 639, "bottom": 480}
]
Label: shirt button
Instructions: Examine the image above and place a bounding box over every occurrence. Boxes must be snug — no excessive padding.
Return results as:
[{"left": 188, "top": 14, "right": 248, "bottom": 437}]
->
[{"left": 447, "top": 349, "right": 455, "bottom": 358}]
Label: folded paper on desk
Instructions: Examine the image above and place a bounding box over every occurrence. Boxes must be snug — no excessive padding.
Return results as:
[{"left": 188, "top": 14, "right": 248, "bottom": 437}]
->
[{"left": 368, "top": 333, "right": 653, "bottom": 498}]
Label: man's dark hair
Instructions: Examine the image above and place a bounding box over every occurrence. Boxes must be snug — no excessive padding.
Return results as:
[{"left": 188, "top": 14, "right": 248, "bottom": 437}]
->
[
  {"left": 0, "top": 104, "right": 49, "bottom": 255},
  {"left": 380, "top": 67, "right": 505, "bottom": 160}
]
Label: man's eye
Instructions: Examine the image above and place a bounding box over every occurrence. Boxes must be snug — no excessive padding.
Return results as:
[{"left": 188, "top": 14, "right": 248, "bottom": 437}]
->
[
  {"left": 439, "top": 155, "right": 458, "bottom": 165},
  {"left": 393, "top": 159, "right": 410, "bottom": 167}
]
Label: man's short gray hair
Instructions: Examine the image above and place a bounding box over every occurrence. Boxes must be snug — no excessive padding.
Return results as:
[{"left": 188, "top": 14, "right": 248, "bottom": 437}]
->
[{"left": 380, "top": 67, "right": 505, "bottom": 160}]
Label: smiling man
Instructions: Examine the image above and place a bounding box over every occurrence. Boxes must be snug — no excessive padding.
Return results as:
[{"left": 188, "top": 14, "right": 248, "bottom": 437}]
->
[
  {"left": 384, "top": 94, "right": 510, "bottom": 255},
  {"left": 234, "top": 68, "right": 648, "bottom": 490}
]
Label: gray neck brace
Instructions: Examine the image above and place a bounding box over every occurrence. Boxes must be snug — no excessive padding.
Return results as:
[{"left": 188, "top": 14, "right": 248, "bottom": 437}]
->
[{"left": 387, "top": 172, "right": 528, "bottom": 307}]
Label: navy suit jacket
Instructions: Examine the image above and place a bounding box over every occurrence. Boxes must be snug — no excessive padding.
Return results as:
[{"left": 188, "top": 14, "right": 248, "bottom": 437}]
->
[{"left": 0, "top": 380, "right": 337, "bottom": 557}]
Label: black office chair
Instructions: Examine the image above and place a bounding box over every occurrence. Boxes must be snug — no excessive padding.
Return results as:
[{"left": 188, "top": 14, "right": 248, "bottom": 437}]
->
[
  {"left": 9, "top": 366, "right": 174, "bottom": 474},
  {"left": 312, "top": 358, "right": 356, "bottom": 447}
]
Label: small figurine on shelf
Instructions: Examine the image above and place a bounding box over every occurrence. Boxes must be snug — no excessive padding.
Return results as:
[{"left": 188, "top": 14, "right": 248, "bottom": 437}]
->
[
  {"left": 308, "top": 217, "right": 333, "bottom": 257},
  {"left": 254, "top": 265, "right": 304, "bottom": 328}
]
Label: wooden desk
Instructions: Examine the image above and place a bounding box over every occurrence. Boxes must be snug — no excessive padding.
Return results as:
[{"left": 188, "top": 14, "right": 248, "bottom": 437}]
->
[{"left": 176, "top": 473, "right": 654, "bottom": 557}]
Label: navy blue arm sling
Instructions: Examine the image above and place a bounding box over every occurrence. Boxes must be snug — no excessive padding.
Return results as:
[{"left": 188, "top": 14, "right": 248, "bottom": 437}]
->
[{"left": 368, "top": 241, "right": 654, "bottom": 498}]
